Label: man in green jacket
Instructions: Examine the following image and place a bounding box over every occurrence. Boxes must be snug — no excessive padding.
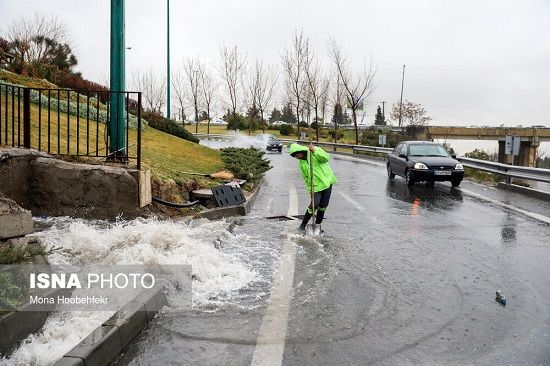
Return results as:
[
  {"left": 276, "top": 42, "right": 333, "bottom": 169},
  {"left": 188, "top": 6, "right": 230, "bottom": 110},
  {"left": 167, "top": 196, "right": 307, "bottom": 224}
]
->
[{"left": 289, "top": 143, "right": 337, "bottom": 230}]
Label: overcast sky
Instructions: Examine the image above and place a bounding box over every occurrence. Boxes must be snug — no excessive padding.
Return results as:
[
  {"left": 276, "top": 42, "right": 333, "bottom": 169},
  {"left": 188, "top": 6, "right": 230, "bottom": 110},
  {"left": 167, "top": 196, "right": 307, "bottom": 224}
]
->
[{"left": 1, "top": 0, "right": 549, "bottom": 127}]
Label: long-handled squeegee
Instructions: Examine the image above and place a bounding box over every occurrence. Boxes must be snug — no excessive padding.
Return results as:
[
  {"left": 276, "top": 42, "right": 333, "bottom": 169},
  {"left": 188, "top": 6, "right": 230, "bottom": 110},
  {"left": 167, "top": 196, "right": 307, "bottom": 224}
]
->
[{"left": 306, "top": 142, "right": 321, "bottom": 235}]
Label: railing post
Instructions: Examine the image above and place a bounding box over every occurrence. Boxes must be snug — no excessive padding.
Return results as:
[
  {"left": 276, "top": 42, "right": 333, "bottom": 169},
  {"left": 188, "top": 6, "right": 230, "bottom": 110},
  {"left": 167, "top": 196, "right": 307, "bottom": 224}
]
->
[
  {"left": 23, "top": 88, "right": 31, "bottom": 148},
  {"left": 137, "top": 92, "right": 142, "bottom": 170}
]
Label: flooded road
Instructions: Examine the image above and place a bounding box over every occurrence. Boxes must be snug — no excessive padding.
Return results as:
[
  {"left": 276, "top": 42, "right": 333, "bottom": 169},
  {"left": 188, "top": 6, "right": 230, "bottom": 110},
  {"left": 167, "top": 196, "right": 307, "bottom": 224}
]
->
[{"left": 115, "top": 148, "right": 550, "bottom": 365}]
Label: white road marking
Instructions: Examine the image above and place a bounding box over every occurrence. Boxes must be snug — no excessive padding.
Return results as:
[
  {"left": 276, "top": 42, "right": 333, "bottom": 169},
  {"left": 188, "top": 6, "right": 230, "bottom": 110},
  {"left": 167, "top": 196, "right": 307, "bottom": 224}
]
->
[
  {"left": 339, "top": 190, "right": 381, "bottom": 222},
  {"left": 287, "top": 185, "right": 299, "bottom": 216},
  {"left": 266, "top": 197, "right": 274, "bottom": 213},
  {"left": 339, "top": 190, "right": 365, "bottom": 211},
  {"left": 459, "top": 187, "right": 550, "bottom": 225},
  {"left": 251, "top": 184, "right": 299, "bottom": 366}
]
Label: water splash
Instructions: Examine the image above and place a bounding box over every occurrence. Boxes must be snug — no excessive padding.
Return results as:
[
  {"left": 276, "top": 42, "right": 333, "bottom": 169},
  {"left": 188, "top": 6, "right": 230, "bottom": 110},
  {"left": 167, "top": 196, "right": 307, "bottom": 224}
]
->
[{"left": 2, "top": 217, "right": 263, "bottom": 365}]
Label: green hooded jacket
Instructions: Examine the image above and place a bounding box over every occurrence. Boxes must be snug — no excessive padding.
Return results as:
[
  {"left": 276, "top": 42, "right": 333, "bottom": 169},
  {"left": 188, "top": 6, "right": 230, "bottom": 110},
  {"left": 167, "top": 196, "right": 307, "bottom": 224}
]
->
[{"left": 289, "top": 143, "right": 337, "bottom": 192}]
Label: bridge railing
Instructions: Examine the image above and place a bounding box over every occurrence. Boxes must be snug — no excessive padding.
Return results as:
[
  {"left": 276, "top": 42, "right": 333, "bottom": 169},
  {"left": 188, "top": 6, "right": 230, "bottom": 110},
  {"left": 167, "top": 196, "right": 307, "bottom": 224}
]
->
[{"left": 0, "top": 82, "right": 142, "bottom": 169}]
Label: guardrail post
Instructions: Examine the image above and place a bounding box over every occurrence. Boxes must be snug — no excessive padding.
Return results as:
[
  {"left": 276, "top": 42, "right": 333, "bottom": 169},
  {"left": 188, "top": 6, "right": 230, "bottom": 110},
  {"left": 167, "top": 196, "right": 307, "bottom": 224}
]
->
[{"left": 23, "top": 88, "right": 30, "bottom": 148}]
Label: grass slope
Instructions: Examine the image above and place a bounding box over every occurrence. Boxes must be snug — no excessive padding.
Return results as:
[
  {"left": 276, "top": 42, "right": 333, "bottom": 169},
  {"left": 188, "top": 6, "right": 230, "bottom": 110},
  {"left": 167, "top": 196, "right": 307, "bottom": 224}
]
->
[{"left": 0, "top": 92, "right": 222, "bottom": 182}]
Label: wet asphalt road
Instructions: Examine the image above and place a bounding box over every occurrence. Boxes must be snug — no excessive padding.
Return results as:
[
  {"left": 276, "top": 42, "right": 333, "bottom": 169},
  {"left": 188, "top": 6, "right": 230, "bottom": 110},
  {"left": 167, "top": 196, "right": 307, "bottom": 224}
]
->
[{"left": 117, "top": 146, "right": 550, "bottom": 366}]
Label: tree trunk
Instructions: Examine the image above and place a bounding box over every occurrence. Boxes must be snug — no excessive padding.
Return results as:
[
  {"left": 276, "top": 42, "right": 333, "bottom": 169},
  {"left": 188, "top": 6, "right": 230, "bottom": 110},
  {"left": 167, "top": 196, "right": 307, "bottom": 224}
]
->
[
  {"left": 194, "top": 103, "right": 199, "bottom": 133},
  {"left": 295, "top": 105, "right": 300, "bottom": 138},
  {"left": 315, "top": 110, "right": 319, "bottom": 141},
  {"left": 260, "top": 109, "right": 265, "bottom": 133},
  {"left": 352, "top": 109, "right": 358, "bottom": 145}
]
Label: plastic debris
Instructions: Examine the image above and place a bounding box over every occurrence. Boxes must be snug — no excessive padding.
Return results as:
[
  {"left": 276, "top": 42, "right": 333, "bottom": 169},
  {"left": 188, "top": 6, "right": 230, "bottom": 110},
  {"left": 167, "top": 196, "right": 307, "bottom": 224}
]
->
[{"left": 495, "top": 290, "right": 506, "bottom": 306}]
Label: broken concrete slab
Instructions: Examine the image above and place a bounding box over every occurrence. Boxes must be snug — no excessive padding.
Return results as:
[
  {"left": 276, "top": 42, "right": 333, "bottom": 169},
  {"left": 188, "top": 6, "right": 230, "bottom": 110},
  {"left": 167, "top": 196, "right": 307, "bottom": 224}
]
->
[{"left": 0, "top": 196, "right": 33, "bottom": 239}]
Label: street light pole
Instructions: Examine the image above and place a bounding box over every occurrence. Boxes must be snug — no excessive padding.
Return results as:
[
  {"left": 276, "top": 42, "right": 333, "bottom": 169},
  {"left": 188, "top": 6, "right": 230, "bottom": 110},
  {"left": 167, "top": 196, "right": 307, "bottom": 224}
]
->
[
  {"left": 399, "top": 64, "right": 405, "bottom": 127},
  {"left": 166, "top": 0, "right": 171, "bottom": 120},
  {"left": 109, "top": 0, "right": 126, "bottom": 157}
]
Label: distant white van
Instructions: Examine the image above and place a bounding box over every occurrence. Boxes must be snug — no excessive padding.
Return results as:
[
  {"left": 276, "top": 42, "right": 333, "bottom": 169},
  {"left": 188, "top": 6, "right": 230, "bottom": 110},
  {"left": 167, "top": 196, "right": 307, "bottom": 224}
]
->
[
  {"left": 270, "top": 120, "right": 290, "bottom": 126},
  {"left": 211, "top": 118, "right": 228, "bottom": 125}
]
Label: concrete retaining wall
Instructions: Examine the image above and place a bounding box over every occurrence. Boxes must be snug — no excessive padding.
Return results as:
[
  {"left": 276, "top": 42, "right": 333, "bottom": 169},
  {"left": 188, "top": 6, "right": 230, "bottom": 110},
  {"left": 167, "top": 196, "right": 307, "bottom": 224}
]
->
[{"left": 0, "top": 148, "right": 151, "bottom": 220}]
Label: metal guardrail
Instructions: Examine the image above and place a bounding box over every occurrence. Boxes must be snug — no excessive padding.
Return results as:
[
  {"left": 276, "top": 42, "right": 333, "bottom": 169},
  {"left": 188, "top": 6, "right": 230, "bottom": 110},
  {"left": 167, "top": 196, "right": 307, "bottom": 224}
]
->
[
  {"left": 458, "top": 157, "right": 550, "bottom": 184},
  {"left": 278, "top": 139, "right": 393, "bottom": 155},
  {"left": 281, "top": 138, "right": 550, "bottom": 185},
  {"left": 194, "top": 134, "right": 550, "bottom": 185}
]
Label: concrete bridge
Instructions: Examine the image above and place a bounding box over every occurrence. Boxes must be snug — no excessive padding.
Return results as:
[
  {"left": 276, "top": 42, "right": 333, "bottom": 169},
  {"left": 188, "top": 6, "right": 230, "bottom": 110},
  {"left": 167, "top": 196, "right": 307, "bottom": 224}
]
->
[{"left": 409, "top": 126, "right": 550, "bottom": 166}]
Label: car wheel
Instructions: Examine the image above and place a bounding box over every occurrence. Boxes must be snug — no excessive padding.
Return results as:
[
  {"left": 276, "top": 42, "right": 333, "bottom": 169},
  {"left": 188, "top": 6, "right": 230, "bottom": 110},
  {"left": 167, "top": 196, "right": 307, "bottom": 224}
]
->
[
  {"left": 387, "top": 164, "right": 395, "bottom": 180},
  {"left": 451, "top": 179, "right": 462, "bottom": 187},
  {"left": 405, "top": 170, "right": 415, "bottom": 186},
  {"left": 278, "top": 148, "right": 282, "bottom": 153}
]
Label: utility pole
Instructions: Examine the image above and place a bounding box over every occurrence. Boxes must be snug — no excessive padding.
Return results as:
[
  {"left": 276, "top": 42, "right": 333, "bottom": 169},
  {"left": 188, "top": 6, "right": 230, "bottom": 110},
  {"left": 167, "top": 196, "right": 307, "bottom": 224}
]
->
[
  {"left": 399, "top": 64, "right": 405, "bottom": 127},
  {"left": 381, "top": 101, "right": 386, "bottom": 124},
  {"left": 109, "top": 0, "right": 126, "bottom": 158},
  {"left": 166, "top": 0, "right": 171, "bottom": 119}
]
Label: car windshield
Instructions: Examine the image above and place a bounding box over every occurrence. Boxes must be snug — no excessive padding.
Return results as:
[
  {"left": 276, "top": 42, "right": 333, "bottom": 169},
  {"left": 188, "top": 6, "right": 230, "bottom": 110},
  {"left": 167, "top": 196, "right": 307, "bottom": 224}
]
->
[{"left": 408, "top": 144, "right": 449, "bottom": 157}]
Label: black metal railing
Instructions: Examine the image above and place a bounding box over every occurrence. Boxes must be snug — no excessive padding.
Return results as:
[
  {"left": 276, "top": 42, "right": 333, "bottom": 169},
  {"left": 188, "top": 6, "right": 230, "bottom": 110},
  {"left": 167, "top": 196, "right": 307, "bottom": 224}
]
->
[{"left": 0, "top": 82, "right": 142, "bottom": 169}]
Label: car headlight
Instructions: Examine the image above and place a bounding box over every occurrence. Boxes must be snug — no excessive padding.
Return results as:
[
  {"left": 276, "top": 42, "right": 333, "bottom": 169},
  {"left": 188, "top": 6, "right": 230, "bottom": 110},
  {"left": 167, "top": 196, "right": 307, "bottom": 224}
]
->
[
  {"left": 454, "top": 163, "right": 464, "bottom": 170},
  {"left": 414, "top": 162, "right": 429, "bottom": 170}
]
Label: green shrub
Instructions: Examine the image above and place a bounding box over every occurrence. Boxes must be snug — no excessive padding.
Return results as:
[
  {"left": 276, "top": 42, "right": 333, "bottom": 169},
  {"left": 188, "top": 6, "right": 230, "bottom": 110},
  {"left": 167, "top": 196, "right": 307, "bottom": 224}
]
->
[
  {"left": 219, "top": 147, "right": 272, "bottom": 186},
  {"left": 279, "top": 124, "right": 294, "bottom": 136},
  {"left": 328, "top": 129, "right": 344, "bottom": 140},
  {"left": 144, "top": 112, "right": 199, "bottom": 143}
]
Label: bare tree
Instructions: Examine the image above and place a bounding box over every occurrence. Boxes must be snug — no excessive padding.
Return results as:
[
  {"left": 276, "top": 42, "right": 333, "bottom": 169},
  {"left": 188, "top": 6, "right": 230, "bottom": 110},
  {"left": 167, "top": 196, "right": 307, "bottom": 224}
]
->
[
  {"left": 329, "top": 69, "right": 347, "bottom": 144},
  {"left": 244, "top": 70, "right": 259, "bottom": 135},
  {"left": 282, "top": 30, "right": 309, "bottom": 137},
  {"left": 250, "top": 61, "right": 278, "bottom": 133},
  {"left": 171, "top": 66, "right": 187, "bottom": 124},
  {"left": 8, "top": 13, "right": 69, "bottom": 64},
  {"left": 304, "top": 50, "right": 329, "bottom": 141},
  {"left": 319, "top": 77, "right": 330, "bottom": 129},
  {"left": 390, "top": 100, "right": 432, "bottom": 126},
  {"left": 131, "top": 68, "right": 165, "bottom": 113},
  {"left": 183, "top": 57, "right": 203, "bottom": 133},
  {"left": 329, "top": 39, "right": 376, "bottom": 144},
  {"left": 200, "top": 62, "right": 217, "bottom": 134},
  {"left": 219, "top": 45, "right": 247, "bottom": 129}
]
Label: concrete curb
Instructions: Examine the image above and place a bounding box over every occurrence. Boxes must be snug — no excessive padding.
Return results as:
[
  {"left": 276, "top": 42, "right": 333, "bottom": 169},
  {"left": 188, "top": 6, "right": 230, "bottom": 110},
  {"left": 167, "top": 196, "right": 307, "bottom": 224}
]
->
[
  {"left": 198, "top": 179, "right": 263, "bottom": 220},
  {"left": 53, "top": 286, "right": 167, "bottom": 366},
  {"left": 496, "top": 182, "right": 550, "bottom": 202}
]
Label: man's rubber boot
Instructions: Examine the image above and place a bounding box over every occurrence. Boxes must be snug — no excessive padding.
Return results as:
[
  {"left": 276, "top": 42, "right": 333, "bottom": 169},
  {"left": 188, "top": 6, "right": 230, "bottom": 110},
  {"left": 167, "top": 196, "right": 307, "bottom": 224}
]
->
[
  {"left": 299, "top": 210, "right": 313, "bottom": 230},
  {"left": 315, "top": 210, "right": 325, "bottom": 225}
]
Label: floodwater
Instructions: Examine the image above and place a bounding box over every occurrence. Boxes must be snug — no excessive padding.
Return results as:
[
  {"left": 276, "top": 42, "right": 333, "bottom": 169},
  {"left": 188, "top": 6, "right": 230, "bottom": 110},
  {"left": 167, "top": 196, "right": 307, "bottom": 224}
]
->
[
  {"left": 116, "top": 147, "right": 550, "bottom": 365},
  {"left": 4, "top": 142, "right": 550, "bottom": 365}
]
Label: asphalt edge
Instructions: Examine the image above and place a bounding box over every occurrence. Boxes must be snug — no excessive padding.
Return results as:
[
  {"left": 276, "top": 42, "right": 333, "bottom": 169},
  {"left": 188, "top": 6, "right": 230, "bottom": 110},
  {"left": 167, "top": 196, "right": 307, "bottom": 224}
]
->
[{"left": 496, "top": 182, "right": 550, "bottom": 202}]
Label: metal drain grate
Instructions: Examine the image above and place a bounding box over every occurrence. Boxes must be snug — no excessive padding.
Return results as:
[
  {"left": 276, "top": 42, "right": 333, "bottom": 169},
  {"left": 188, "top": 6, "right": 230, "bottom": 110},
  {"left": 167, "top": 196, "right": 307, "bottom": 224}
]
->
[{"left": 211, "top": 184, "right": 246, "bottom": 207}]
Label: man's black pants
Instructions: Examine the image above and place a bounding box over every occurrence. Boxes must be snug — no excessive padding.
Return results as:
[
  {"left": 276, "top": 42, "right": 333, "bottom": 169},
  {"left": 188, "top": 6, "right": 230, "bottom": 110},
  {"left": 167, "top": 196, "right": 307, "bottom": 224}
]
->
[{"left": 300, "top": 185, "right": 332, "bottom": 227}]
